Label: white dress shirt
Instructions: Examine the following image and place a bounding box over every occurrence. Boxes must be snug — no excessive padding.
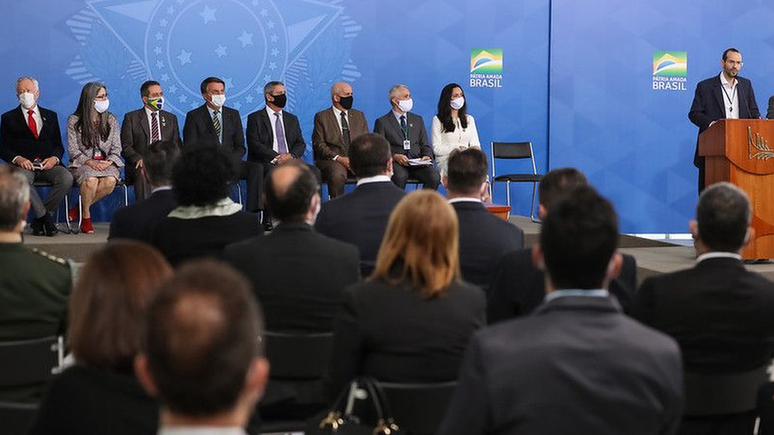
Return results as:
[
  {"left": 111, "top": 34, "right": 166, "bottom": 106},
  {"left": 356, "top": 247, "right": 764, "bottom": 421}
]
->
[
  {"left": 265, "top": 106, "right": 285, "bottom": 153},
  {"left": 145, "top": 107, "right": 163, "bottom": 144},
  {"left": 719, "top": 73, "right": 740, "bottom": 120},
  {"left": 20, "top": 104, "right": 42, "bottom": 135},
  {"left": 696, "top": 251, "right": 742, "bottom": 263}
]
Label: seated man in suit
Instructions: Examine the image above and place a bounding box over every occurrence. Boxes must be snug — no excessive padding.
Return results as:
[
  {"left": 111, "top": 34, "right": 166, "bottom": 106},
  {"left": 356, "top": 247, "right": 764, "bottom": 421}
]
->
[
  {"left": 108, "top": 140, "right": 179, "bottom": 242},
  {"left": 247, "top": 81, "right": 314, "bottom": 230},
  {"left": 374, "top": 84, "right": 440, "bottom": 190},
  {"left": 183, "top": 76, "right": 263, "bottom": 215},
  {"left": 634, "top": 182, "right": 774, "bottom": 435},
  {"left": 444, "top": 148, "right": 523, "bottom": 293},
  {"left": 315, "top": 133, "right": 405, "bottom": 275},
  {"left": 120, "top": 80, "right": 181, "bottom": 201},
  {"left": 487, "top": 168, "right": 638, "bottom": 323},
  {"left": 0, "top": 76, "right": 73, "bottom": 236},
  {"left": 439, "top": 186, "right": 684, "bottom": 435},
  {"left": 135, "top": 260, "right": 269, "bottom": 435},
  {"left": 225, "top": 160, "right": 360, "bottom": 333},
  {"left": 312, "top": 81, "right": 369, "bottom": 198},
  {"left": 0, "top": 164, "right": 71, "bottom": 402}
]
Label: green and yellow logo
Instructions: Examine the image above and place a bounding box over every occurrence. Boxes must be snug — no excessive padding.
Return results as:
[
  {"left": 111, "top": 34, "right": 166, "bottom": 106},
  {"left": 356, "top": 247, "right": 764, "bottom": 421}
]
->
[
  {"left": 470, "top": 48, "right": 503, "bottom": 74},
  {"left": 653, "top": 51, "right": 687, "bottom": 77}
]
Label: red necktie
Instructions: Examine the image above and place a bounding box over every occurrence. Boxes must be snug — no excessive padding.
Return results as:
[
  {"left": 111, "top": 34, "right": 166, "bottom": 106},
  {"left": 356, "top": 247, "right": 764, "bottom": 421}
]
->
[{"left": 27, "top": 110, "right": 38, "bottom": 139}]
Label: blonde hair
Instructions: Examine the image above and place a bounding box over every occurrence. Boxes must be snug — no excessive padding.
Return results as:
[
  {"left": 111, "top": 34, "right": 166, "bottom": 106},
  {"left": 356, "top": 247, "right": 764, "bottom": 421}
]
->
[{"left": 372, "top": 190, "right": 460, "bottom": 298}]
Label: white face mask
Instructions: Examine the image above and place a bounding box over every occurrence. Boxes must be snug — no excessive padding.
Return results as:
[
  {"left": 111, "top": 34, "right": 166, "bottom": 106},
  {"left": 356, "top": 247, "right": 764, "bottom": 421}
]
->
[
  {"left": 19, "top": 92, "right": 36, "bottom": 110},
  {"left": 397, "top": 98, "right": 413, "bottom": 113},
  {"left": 450, "top": 97, "right": 465, "bottom": 110},
  {"left": 94, "top": 99, "right": 110, "bottom": 113},
  {"left": 211, "top": 94, "right": 226, "bottom": 107}
]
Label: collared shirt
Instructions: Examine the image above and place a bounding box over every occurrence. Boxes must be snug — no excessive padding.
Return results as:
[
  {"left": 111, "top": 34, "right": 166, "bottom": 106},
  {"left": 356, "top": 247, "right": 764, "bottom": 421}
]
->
[
  {"left": 356, "top": 174, "right": 391, "bottom": 186},
  {"left": 696, "top": 251, "right": 743, "bottom": 263},
  {"left": 206, "top": 105, "right": 223, "bottom": 144},
  {"left": 265, "top": 106, "right": 285, "bottom": 153},
  {"left": 144, "top": 106, "right": 163, "bottom": 144},
  {"left": 392, "top": 109, "right": 408, "bottom": 128},
  {"left": 544, "top": 288, "right": 610, "bottom": 303},
  {"left": 448, "top": 197, "right": 482, "bottom": 204},
  {"left": 159, "top": 426, "right": 247, "bottom": 435},
  {"left": 20, "top": 104, "right": 42, "bottom": 135},
  {"left": 167, "top": 198, "right": 242, "bottom": 219},
  {"left": 332, "top": 106, "right": 348, "bottom": 135},
  {"left": 150, "top": 185, "right": 173, "bottom": 195},
  {"left": 719, "top": 72, "right": 740, "bottom": 120}
]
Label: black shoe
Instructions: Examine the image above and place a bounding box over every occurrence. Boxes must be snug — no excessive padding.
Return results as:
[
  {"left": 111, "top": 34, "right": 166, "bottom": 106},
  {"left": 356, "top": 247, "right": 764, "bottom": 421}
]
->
[
  {"left": 30, "top": 217, "right": 46, "bottom": 236},
  {"left": 42, "top": 214, "right": 58, "bottom": 237},
  {"left": 263, "top": 220, "right": 273, "bottom": 232}
]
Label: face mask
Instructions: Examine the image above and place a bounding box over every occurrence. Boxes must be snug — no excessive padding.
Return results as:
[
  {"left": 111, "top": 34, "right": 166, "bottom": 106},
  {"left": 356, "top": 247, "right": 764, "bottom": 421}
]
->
[
  {"left": 338, "top": 95, "right": 353, "bottom": 110},
  {"left": 211, "top": 94, "right": 226, "bottom": 107},
  {"left": 397, "top": 98, "right": 413, "bottom": 113},
  {"left": 94, "top": 99, "right": 110, "bottom": 113},
  {"left": 271, "top": 93, "right": 287, "bottom": 108},
  {"left": 147, "top": 97, "right": 163, "bottom": 111},
  {"left": 450, "top": 97, "right": 465, "bottom": 110},
  {"left": 19, "top": 92, "right": 36, "bottom": 110}
]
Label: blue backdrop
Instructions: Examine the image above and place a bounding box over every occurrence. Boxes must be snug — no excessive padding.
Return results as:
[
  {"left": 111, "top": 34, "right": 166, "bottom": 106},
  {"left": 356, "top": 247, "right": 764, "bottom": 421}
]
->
[{"left": 2, "top": 0, "right": 772, "bottom": 232}]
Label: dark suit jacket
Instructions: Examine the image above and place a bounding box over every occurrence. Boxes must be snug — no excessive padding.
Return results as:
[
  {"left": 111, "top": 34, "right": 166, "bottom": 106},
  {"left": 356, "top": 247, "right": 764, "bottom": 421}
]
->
[
  {"left": 0, "top": 105, "right": 64, "bottom": 163},
  {"left": 312, "top": 107, "right": 369, "bottom": 161},
  {"left": 120, "top": 108, "right": 181, "bottom": 184},
  {"left": 487, "top": 249, "right": 638, "bottom": 323},
  {"left": 224, "top": 222, "right": 360, "bottom": 333},
  {"left": 246, "top": 108, "right": 306, "bottom": 163},
  {"left": 688, "top": 75, "right": 760, "bottom": 166},
  {"left": 438, "top": 296, "right": 684, "bottom": 435},
  {"left": 633, "top": 257, "right": 774, "bottom": 374},
  {"left": 452, "top": 201, "right": 524, "bottom": 294},
  {"left": 182, "top": 104, "right": 245, "bottom": 161},
  {"left": 326, "top": 277, "right": 486, "bottom": 400},
  {"left": 315, "top": 181, "right": 405, "bottom": 272},
  {"left": 373, "top": 111, "right": 433, "bottom": 159},
  {"left": 767, "top": 95, "right": 774, "bottom": 119},
  {"left": 108, "top": 189, "right": 177, "bottom": 243}
]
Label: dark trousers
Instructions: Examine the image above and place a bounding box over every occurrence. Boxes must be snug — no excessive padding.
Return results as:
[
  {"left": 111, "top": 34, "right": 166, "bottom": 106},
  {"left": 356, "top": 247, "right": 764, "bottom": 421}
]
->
[
  {"left": 237, "top": 160, "right": 264, "bottom": 212},
  {"left": 392, "top": 163, "right": 440, "bottom": 190},
  {"left": 129, "top": 167, "right": 151, "bottom": 201},
  {"left": 678, "top": 410, "right": 757, "bottom": 435},
  {"left": 20, "top": 166, "right": 74, "bottom": 218},
  {"left": 316, "top": 159, "right": 351, "bottom": 198}
]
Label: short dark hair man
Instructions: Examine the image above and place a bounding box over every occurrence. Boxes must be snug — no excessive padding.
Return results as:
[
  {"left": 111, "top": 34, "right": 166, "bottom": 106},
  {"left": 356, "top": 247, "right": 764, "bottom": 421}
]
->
[
  {"left": 689, "top": 48, "right": 760, "bottom": 192},
  {"left": 135, "top": 260, "right": 269, "bottom": 434},
  {"left": 634, "top": 182, "right": 774, "bottom": 434},
  {"left": 443, "top": 148, "right": 523, "bottom": 293},
  {"left": 109, "top": 140, "right": 179, "bottom": 242},
  {"left": 439, "top": 186, "right": 684, "bottom": 435},
  {"left": 0, "top": 164, "right": 71, "bottom": 402},
  {"left": 0, "top": 76, "right": 74, "bottom": 236},
  {"left": 120, "top": 80, "right": 182, "bottom": 201},
  {"left": 183, "top": 76, "right": 264, "bottom": 214},
  {"left": 487, "top": 167, "right": 638, "bottom": 322},
  {"left": 315, "top": 133, "right": 406, "bottom": 275}
]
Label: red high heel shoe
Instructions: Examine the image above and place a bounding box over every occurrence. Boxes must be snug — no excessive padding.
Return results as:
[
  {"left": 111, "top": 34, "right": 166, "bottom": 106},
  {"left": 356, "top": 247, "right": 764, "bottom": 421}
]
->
[
  {"left": 80, "top": 217, "right": 94, "bottom": 234},
  {"left": 67, "top": 207, "right": 79, "bottom": 223}
]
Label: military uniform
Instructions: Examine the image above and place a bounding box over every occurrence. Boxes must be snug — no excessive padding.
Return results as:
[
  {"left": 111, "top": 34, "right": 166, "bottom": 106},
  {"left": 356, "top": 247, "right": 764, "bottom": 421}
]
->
[{"left": 0, "top": 242, "right": 71, "bottom": 403}]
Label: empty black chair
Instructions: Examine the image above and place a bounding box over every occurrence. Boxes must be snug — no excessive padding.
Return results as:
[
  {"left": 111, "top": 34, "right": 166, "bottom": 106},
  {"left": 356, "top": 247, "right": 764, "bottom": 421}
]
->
[
  {"left": 490, "top": 141, "right": 542, "bottom": 221},
  {"left": 376, "top": 381, "right": 458, "bottom": 435}
]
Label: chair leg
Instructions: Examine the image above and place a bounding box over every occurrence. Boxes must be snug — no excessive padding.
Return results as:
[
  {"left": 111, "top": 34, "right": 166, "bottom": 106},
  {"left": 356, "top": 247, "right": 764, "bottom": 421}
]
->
[
  {"left": 506, "top": 181, "right": 511, "bottom": 207},
  {"left": 529, "top": 182, "right": 539, "bottom": 222},
  {"left": 62, "top": 194, "right": 72, "bottom": 234},
  {"left": 237, "top": 184, "right": 243, "bottom": 209},
  {"left": 123, "top": 184, "right": 129, "bottom": 207},
  {"left": 78, "top": 195, "right": 83, "bottom": 230}
]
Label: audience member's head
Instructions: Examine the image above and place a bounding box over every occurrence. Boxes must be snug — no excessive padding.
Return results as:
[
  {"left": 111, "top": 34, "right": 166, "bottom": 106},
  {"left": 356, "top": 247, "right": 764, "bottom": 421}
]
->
[
  {"left": 69, "top": 241, "right": 172, "bottom": 371},
  {"left": 537, "top": 168, "right": 588, "bottom": 217},
  {"left": 143, "top": 140, "right": 179, "bottom": 188},
  {"left": 265, "top": 161, "right": 320, "bottom": 223},
  {"left": 330, "top": 81, "right": 353, "bottom": 111},
  {"left": 443, "top": 148, "right": 488, "bottom": 199},
  {"left": 373, "top": 190, "right": 460, "bottom": 298},
  {"left": 538, "top": 185, "right": 620, "bottom": 291},
  {"left": 135, "top": 260, "right": 268, "bottom": 426},
  {"left": 172, "top": 147, "right": 235, "bottom": 207},
  {"left": 0, "top": 165, "right": 30, "bottom": 234},
  {"left": 348, "top": 133, "right": 393, "bottom": 179},
  {"left": 692, "top": 182, "right": 752, "bottom": 254}
]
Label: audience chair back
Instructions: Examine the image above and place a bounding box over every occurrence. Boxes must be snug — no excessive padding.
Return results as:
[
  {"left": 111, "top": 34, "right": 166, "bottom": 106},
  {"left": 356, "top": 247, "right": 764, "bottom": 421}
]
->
[
  {"left": 376, "top": 380, "right": 458, "bottom": 435},
  {"left": 490, "top": 141, "right": 542, "bottom": 221}
]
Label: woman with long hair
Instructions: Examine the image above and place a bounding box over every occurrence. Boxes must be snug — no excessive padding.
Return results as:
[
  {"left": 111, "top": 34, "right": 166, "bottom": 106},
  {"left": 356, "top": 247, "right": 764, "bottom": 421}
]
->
[
  {"left": 67, "top": 82, "right": 123, "bottom": 233},
  {"left": 431, "top": 83, "right": 481, "bottom": 175}
]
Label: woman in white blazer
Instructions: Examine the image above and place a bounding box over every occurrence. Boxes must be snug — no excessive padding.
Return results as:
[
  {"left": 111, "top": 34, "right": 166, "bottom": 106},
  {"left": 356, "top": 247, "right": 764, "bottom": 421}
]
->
[{"left": 431, "top": 83, "right": 481, "bottom": 175}]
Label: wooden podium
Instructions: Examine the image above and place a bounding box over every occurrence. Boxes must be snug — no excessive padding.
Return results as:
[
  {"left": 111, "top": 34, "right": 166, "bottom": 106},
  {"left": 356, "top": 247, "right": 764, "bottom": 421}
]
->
[{"left": 698, "top": 119, "right": 774, "bottom": 259}]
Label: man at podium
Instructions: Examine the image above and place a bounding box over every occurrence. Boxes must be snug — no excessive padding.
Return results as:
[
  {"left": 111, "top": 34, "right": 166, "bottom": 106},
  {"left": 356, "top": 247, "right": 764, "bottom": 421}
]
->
[{"left": 689, "top": 48, "right": 760, "bottom": 192}]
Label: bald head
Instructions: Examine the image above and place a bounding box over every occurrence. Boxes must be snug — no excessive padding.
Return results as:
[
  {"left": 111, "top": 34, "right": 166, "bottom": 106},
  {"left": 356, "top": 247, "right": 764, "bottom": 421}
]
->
[
  {"left": 331, "top": 81, "right": 353, "bottom": 111},
  {"left": 265, "top": 161, "right": 319, "bottom": 222}
]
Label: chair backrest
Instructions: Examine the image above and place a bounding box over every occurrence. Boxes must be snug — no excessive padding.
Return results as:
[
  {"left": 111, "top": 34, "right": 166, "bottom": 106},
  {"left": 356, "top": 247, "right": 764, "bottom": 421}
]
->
[
  {"left": 263, "top": 331, "right": 334, "bottom": 380},
  {"left": 0, "top": 401, "right": 38, "bottom": 435},
  {"left": 684, "top": 365, "right": 769, "bottom": 416},
  {"left": 0, "top": 336, "right": 63, "bottom": 387},
  {"left": 490, "top": 141, "right": 537, "bottom": 179},
  {"left": 377, "top": 381, "right": 458, "bottom": 435}
]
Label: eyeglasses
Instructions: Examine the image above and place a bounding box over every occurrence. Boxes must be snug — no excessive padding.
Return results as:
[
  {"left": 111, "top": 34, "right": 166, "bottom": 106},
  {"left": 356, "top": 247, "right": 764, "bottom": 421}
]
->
[
  {"left": 95, "top": 93, "right": 109, "bottom": 101},
  {"left": 725, "top": 60, "right": 743, "bottom": 67}
]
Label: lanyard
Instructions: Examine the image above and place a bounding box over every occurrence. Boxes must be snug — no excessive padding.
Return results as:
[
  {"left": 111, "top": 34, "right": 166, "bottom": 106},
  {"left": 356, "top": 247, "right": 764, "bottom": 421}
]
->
[{"left": 721, "top": 83, "right": 737, "bottom": 113}]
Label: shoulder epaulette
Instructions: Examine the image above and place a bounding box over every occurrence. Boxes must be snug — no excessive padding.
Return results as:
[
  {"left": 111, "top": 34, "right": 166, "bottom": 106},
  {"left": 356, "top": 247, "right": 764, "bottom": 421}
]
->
[{"left": 31, "top": 248, "right": 68, "bottom": 266}]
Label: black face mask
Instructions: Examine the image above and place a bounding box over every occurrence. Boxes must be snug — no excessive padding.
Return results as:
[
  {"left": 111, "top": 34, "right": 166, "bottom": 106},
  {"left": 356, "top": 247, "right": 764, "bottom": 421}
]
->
[
  {"left": 338, "top": 95, "right": 354, "bottom": 110},
  {"left": 270, "top": 93, "right": 287, "bottom": 108}
]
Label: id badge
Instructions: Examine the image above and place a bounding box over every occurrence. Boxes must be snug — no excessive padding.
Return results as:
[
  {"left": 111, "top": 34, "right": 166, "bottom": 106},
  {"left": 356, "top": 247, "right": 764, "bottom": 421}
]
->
[{"left": 403, "top": 140, "right": 411, "bottom": 150}]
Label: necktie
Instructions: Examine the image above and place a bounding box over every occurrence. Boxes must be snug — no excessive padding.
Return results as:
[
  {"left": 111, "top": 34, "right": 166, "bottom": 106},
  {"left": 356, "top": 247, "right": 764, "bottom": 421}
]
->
[
  {"left": 275, "top": 112, "right": 288, "bottom": 154},
  {"left": 151, "top": 112, "right": 160, "bottom": 142},
  {"left": 27, "top": 110, "right": 38, "bottom": 139},
  {"left": 340, "top": 111, "right": 351, "bottom": 148},
  {"left": 212, "top": 111, "right": 222, "bottom": 144},
  {"left": 400, "top": 115, "right": 407, "bottom": 138}
]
